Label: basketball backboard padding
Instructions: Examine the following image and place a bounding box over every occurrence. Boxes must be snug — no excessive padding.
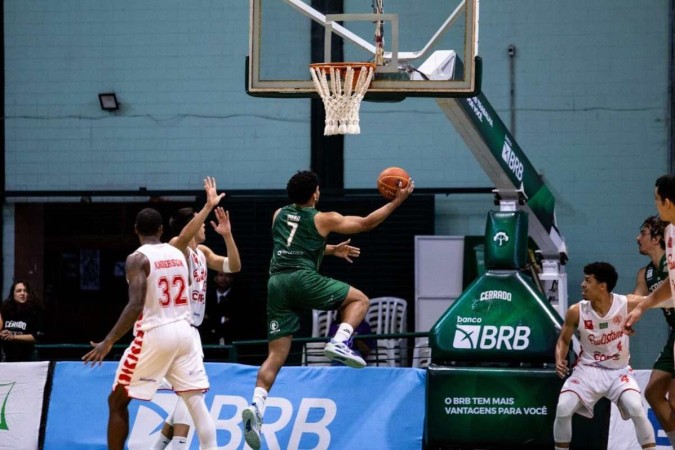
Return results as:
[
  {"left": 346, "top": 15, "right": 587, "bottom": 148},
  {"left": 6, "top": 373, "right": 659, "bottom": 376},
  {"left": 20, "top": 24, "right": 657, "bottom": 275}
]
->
[
  {"left": 248, "top": 0, "right": 480, "bottom": 99},
  {"left": 411, "top": 51, "right": 457, "bottom": 81}
]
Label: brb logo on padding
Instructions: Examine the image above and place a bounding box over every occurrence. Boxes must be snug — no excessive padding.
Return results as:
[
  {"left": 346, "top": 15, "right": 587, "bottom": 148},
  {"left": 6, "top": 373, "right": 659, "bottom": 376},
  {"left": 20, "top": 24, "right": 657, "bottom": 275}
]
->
[
  {"left": 453, "top": 317, "right": 531, "bottom": 350},
  {"left": 501, "top": 138, "right": 524, "bottom": 182}
]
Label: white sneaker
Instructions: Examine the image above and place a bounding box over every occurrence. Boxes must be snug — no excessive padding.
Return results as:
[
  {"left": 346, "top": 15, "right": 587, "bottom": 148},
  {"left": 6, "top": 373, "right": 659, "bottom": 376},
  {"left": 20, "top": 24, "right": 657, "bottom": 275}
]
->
[
  {"left": 242, "top": 404, "right": 262, "bottom": 450},
  {"left": 324, "top": 339, "right": 366, "bottom": 368}
]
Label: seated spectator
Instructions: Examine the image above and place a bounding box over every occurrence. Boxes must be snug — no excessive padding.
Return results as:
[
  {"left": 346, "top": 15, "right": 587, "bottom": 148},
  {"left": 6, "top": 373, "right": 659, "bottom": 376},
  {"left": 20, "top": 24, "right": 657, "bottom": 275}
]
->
[
  {"left": 203, "top": 271, "right": 238, "bottom": 345},
  {"left": 0, "top": 280, "right": 44, "bottom": 362},
  {"left": 328, "top": 315, "right": 376, "bottom": 364}
]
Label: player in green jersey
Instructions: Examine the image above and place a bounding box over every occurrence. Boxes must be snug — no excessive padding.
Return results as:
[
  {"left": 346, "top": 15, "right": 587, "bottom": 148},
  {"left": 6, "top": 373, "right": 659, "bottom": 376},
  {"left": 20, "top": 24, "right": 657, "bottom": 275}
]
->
[
  {"left": 633, "top": 215, "right": 675, "bottom": 447},
  {"left": 242, "top": 170, "right": 414, "bottom": 450}
]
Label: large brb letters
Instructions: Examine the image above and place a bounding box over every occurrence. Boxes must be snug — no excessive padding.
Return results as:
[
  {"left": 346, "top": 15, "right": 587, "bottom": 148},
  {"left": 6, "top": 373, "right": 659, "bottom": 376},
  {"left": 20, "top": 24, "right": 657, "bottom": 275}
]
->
[
  {"left": 430, "top": 211, "right": 561, "bottom": 364},
  {"left": 209, "top": 395, "right": 337, "bottom": 449},
  {"left": 453, "top": 325, "right": 531, "bottom": 350}
]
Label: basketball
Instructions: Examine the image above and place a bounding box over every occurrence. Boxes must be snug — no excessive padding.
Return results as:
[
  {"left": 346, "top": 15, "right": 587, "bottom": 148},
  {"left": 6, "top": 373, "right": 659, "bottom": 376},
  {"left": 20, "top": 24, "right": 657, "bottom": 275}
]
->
[{"left": 377, "top": 167, "right": 410, "bottom": 200}]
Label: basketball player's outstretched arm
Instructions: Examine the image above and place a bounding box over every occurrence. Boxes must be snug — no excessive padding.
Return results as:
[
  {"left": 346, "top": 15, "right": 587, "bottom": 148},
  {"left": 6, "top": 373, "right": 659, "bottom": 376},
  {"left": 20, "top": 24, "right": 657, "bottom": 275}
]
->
[
  {"left": 625, "top": 279, "right": 673, "bottom": 330},
  {"left": 172, "top": 177, "right": 225, "bottom": 255},
  {"left": 201, "top": 207, "right": 242, "bottom": 273},
  {"left": 316, "top": 179, "right": 414, "bottom": 236},
  {"left": 555, "top": 304, "right": 579, "bottom": 379},
  {"left": 82, "top": 252, "right": 148, "bottom": 366}
]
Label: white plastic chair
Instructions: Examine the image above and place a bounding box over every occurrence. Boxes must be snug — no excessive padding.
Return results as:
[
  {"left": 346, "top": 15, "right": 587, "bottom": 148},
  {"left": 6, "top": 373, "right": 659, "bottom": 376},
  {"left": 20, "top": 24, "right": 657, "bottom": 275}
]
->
[
  {"left": 311, "top": 310, "right": 338, "bottom": 337},
  {"left": 412, "top": 338, "right": 431, "bottom": 368},
  {"left": 303, "top": 310, "right": 337, "bottom": 366},
  {"left": 364, "top": 297, "right": 408, "bottom": 367},
  {"left": 302, "top": 341, "right": 331, "bottom": 366}
]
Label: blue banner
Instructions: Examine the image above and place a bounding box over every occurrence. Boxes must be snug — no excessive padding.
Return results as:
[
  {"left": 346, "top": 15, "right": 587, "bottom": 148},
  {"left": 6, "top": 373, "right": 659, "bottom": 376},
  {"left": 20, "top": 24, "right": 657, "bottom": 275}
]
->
[{"left": 46, "top": 362, "right": 425, "bottom": 449}]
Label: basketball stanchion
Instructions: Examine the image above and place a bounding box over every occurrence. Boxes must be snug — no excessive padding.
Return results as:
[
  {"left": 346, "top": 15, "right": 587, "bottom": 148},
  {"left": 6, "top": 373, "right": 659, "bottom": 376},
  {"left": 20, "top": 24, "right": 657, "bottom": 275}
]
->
[{"left": 309, "top": 62, "right": 375, "bottom": 136}]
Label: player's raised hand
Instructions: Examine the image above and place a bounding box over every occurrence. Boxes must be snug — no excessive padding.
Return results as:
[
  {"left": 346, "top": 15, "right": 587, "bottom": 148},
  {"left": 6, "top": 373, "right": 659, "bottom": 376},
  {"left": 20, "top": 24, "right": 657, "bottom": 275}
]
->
[
  {"left": 210, "top": 207, "right": 232, "bottom": 236},
  {"left": 204, "top": 177, "right": 226, "bottom": 209},
  {"left": 333, "top": 239, "right": 361, "bottom": 263},
  {"left": 82, "top": 339, "right": 114, "bottom": 367},
  {"left": 394, "top": 178, "right": 415, "bottom": 204}
]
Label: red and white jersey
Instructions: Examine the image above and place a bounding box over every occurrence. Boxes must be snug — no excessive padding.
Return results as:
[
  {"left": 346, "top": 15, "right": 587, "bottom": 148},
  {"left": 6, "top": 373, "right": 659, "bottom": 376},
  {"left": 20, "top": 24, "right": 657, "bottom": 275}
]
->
[
  {"left": 577, "top": 293, "right": 629, "bottom": 369},
  {"left": 666, "top": 224, "right": 675, "bottom": 291},
  {"left": 133, "top": 243, "right": 191, "bottom": 333},
  {"left": 187, "top": 246, "right": 208, "bottom": 327}
]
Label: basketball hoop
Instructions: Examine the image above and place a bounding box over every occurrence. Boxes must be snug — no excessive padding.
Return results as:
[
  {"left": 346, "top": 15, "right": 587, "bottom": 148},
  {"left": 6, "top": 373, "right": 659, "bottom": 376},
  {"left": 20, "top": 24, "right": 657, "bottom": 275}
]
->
[{"left": 309, "top": 62, "right": 375, "bottom": 135}]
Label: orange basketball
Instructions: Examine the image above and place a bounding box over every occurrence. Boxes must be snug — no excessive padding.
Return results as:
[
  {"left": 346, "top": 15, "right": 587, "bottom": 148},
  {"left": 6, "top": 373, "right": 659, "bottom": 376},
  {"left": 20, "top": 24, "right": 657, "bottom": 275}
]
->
[{"left": 377, "top": 167, "right": 410, "bottom": 200}]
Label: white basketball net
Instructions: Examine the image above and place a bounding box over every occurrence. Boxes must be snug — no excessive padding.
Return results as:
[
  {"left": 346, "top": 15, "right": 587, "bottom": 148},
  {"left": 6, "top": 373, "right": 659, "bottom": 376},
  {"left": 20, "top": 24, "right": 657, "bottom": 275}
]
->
[{"left": 309, "top": 64, "right": 374, "bottom": 135}]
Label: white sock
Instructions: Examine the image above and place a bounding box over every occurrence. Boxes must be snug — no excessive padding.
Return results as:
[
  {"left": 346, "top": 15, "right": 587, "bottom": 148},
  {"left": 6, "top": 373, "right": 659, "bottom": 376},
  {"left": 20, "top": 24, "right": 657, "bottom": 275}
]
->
[
  {"left": 253, "top": 387, "right": 268, "bottom": 416},
  {"left": 150, "top": 433, "right": 171, "bottom": 450},
  {"left": 333, "top": 323, "right": 354, "bottom": 343},
  {"left": 668, "top": 430, "right": 675, "bottom": 447},
  {"left": 170, "top": 436, "right": 188, "bottom": 450}
]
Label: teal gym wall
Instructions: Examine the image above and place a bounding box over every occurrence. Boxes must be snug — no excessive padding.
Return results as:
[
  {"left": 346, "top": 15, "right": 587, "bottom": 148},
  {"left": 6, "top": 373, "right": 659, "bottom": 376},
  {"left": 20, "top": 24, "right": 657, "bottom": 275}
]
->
[{"left": 3, "top": 0, "right": 670, "bottom": 367}]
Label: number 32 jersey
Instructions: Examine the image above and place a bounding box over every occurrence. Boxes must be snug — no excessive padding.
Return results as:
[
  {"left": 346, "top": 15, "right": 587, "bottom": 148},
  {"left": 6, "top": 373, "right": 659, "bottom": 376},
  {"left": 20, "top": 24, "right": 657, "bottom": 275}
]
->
[{"left": 133, "top": 243, "right": 191, "bottom": 332}]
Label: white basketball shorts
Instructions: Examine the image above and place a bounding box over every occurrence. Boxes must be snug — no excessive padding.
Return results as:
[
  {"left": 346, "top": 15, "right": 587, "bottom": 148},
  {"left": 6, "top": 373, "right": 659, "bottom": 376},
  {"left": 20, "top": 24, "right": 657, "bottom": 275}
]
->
[
  {"left": 112, "top": 320, "right": 209, "bottom": 400},
  {"left": 560, "top": 363, "right": 640, "bottom": 419}
]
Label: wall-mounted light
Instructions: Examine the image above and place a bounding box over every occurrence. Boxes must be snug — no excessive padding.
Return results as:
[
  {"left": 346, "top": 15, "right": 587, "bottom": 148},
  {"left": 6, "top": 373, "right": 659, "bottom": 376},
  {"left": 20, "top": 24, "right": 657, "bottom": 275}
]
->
[{"left": 98, "top": 93, "right": 119, "bottom": 111}]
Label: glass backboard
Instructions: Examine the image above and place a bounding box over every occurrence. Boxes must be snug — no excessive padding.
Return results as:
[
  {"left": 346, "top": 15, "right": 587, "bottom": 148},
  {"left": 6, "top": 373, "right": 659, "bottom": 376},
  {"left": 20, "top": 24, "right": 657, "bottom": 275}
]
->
[{"left": 248, "top": 0, "right": 480, "bottom": 99}]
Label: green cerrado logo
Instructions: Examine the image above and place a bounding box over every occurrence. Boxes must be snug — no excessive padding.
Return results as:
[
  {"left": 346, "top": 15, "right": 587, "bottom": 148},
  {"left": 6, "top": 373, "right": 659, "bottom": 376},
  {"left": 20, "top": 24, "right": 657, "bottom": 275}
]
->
[
  {"left": 0, "top": 382, "right": 15, "bottom": 431},
  {"left": 492, "top": 231, "right": 510, "bottom": 247}
]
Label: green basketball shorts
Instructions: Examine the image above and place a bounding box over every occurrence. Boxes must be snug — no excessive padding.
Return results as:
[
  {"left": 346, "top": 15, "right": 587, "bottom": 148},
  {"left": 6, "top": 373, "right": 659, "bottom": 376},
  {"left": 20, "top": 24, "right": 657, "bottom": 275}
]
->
[
  {"left": 266, "top": 270, "right": 350, "bottom": 340},
  {"left": 653, "top": 329, "right": 675, "bottom": 376}
]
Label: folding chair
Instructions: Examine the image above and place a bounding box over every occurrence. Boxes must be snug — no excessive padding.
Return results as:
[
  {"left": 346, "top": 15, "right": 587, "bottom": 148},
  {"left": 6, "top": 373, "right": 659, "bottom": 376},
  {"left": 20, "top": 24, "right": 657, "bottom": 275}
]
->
[
  {"left": 302, "top": 341, "right": 332, "bottom": 366},
  {"left": 364, "top": 297, "right": 408, "bottom": 366},
  {"left": 412, "top": 338, "right": 431, "bottom": 368},
  {"left": 303, "top": 310, "right": 337, "bottom": 366},
  {"left": 311, "top": 309, "right": 338, "bottom": 337}
]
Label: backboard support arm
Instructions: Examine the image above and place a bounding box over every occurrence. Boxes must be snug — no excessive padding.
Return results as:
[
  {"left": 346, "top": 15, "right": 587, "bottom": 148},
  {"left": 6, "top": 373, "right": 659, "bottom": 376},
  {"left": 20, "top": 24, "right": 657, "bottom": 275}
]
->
[{"left": 282, "top": 0, "right": 470, "bottom": 63}]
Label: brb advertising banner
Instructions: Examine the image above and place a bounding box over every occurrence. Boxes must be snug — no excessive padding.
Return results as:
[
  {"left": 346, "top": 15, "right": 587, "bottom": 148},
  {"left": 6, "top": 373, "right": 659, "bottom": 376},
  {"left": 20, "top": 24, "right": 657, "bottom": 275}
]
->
[
  {"left": 430, "top": 271, "right": 562, "bottom": 364},
  {"left": 0, "top": 361, "right": 49, "bottom": 450},
  {"left": 426, "top": 365, "right": 562, "bottom": 447},
  {"left": 45, "top": 362, "right": 425, "bottom": 449}
]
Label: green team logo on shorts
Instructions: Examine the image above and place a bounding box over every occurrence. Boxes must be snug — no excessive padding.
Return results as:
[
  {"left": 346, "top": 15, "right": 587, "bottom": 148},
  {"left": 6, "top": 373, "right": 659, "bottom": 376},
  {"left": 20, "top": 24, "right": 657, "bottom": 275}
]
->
[
  {"left": 269, "top": 320, "right": 280, "bottom": 335},
  {"left": 0, "top": 382, "right": 15, "bottom": 431}
]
